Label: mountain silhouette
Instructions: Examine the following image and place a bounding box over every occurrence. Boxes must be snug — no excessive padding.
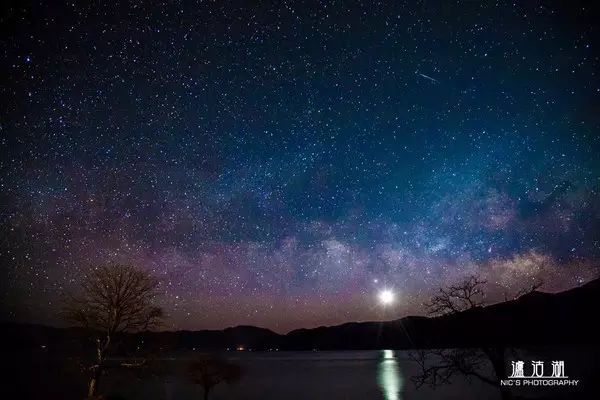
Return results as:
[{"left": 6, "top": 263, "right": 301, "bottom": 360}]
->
[{"left": 4, "top": 277, "right": 600, "bottom": 353}]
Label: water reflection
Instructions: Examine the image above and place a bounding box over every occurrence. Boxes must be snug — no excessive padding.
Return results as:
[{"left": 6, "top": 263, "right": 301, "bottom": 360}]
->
[{"left": 377, "top": 350, "right": 403, "bottom": 400}]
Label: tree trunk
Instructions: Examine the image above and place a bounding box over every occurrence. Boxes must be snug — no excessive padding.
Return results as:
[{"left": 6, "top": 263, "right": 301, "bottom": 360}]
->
[
  {"left": 88, "top": 367, "right": 101, "bottom": 398},
  {"left": 88, "top": 336, "right": 109, "bottom": 398},
  {"left": 203, "top": 387, "right": 211, "bottom": 400}
]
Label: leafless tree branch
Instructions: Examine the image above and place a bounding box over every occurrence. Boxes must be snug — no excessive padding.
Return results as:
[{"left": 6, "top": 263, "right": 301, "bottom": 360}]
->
[
  {"left": 188, "top": 357, "right": 243, "bottom": 400},
  {"left": 424, "top": 275, "right": 486, "bottom": 316},
  {"left": 62, "top": 264, "right": 163, "bottom": 398},
  {"left": 411, "top": 275, "right": 543, "bottom": 400}
]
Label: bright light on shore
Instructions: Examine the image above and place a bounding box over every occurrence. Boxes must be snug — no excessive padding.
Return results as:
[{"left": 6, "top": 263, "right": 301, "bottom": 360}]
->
[{"left": 378, "top": 289, "right": 395, "bottom": 305}]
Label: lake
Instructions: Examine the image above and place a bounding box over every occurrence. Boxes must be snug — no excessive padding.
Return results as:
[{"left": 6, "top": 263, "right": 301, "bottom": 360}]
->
[
  {"left": 102, "top": 350, "right": 497, "bottom": 400},
  {"left": 12, "top": 348, "right": 596, "bottom": 399}
]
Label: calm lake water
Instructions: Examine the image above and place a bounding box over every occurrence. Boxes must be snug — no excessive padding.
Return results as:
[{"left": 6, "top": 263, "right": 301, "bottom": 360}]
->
[
  {"left": 13, "top": 348, "right": 596, "bottom": 399},
  {"left": 102, "top": 350, "right": 498, "bottom": 400}
]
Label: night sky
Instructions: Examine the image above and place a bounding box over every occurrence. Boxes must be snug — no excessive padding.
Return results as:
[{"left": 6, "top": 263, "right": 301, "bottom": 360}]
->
[{"left": 1, "top": 1, "right": 600, "bottom": 332}]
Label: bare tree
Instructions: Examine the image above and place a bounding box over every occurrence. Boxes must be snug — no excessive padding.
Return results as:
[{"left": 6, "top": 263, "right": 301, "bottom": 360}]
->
[
  {"left": 425, "top": 275, "right": 486, "bottom": 316},
  {"left": 188, "top": 356, "right": 243, "bottom": 400},
  {"left": 411, "top": 274, "right": 540, "bottom": 400},
  {"left": 63, "top": 264, "right": 163, "bottom": 398},
  {"left": 410, "top": 348, "right": 498, "bottom": 387},
  {"left": 504, "top": 279, "right": 544, "bottom": 301}
]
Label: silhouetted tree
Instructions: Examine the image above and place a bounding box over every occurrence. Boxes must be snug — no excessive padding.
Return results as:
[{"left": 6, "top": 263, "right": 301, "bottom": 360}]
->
[
  {"left": 505, "top": 280, "right": 544, "bottom": 301},
  {"left": 411, "top": 274, "right": 542, "bottom": 400},
  {"left": 425, "top": 275, "right": 486, "bottom": 316},
  {"left": 63, "top": 264, "right": 163, "bottom": 398},
  {"left": 410, "top": 347, "right": 498, "bottom": 386},
  {"left": 188, "top": 356, "right": 243, "bottom": 400}
]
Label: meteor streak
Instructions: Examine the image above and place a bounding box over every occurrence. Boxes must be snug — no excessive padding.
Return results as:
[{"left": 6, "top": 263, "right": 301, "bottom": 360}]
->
[{"left": 416, "top": 71, "right": 439, "bottom": 83}]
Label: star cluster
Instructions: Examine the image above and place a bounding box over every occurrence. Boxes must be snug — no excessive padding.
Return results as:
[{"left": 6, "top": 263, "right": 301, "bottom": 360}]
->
[{"left": 1, "top": 1, "right": 599, "bottom": 332}]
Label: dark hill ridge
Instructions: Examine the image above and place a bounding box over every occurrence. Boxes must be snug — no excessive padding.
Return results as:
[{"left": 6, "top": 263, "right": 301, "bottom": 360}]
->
[{"left": 4, "top": 277, "right": 600, "bottom": 353}]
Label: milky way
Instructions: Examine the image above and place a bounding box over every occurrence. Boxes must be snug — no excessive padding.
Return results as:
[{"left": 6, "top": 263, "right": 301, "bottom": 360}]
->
[{"left": 1, "top": 1, "right": 600, "bottom": 332}]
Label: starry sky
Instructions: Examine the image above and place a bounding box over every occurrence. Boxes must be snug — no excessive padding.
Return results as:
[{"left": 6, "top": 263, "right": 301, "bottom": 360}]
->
[{"left": 1, "top": 1, "right": 600, "bottom": 333}]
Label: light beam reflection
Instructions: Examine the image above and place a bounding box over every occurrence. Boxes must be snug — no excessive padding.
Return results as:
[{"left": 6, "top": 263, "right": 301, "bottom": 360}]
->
[{"left": 377, "top": 349, "right": 403, "bottom": 400}]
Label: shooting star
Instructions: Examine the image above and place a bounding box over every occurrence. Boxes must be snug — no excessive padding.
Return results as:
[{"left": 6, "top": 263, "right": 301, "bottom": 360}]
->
[{"left": 416, "top": 71, "right": 439, "bottom": 84}]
